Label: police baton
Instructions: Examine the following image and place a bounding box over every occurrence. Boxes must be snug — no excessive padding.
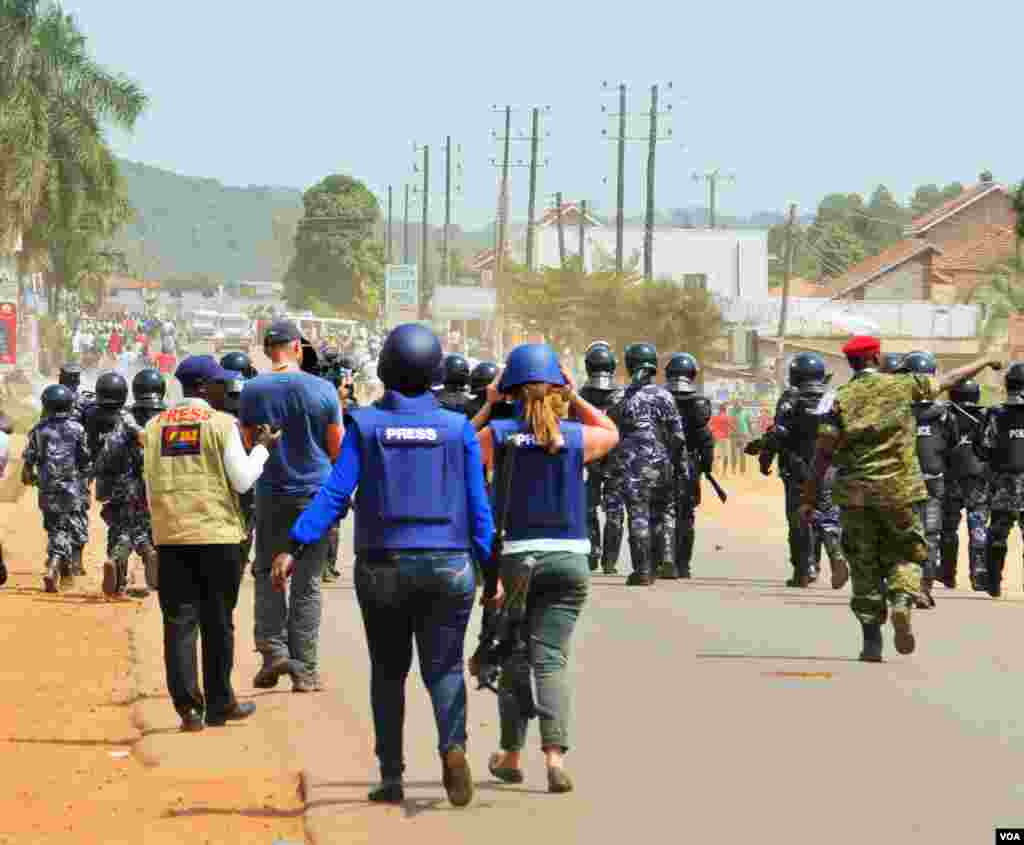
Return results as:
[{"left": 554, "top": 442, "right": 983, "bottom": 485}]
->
[{"left": 703, "top": 472, "right": 728, "bottom": 503}]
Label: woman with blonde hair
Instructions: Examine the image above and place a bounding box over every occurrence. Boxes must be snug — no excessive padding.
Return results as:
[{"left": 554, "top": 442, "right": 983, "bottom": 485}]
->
[{"left": 473, "top": 343, "right": 618, "bottom": 793}]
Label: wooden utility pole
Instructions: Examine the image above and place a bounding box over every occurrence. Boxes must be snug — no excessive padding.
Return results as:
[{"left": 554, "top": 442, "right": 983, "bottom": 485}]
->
[
  {"left": 775, "top": 203, "right": 798, "bottom": 386},
  {"left": 616, "top": 84, "right": 626, "bottom": 274},
  {"left": 526, "top": 107, "right": 540, "bottom": 272},
  {"left": 386, "top": 185, "right": 393, "bottom": 264},
  {"left": 420, "top": 145, "right": 430, "bottom": 302},
  {"left": 643, "top": 83, "right": 658, "bottom": 281},
  {"left": 555, "top": 192, "right": 566, "bottom": 269},
  {"left": 402, "top": 184, "right": 410, "bottom": 264},
  {"left": 496, "top": 106, "right": 511, "bottom": 274},
  {"left": 442, "top": 136, "right": 452, "bottom": 284}
]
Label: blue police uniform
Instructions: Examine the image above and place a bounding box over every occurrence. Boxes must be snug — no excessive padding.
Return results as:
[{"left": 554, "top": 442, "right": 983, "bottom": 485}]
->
[{"left": 290, "top": 389, "right": 494, "bottom": 784}]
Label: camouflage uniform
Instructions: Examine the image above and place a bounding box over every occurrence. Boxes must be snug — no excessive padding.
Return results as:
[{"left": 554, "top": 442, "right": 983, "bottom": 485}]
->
[
  {"left": 812, "top": 467, "right": 845, "bottom": 574},
  {"left": 22, "top": 414, "right": 92, "bottom": 568},
  {"left": 815, "top": 372, "right": 933, "bottom": 625},
  {"left": 579, "top": 385, "right": 625, "bottom": 572},
  {"left": 941, "top": 403, "right": 989, "bottom": 590},
  {"left": 604, "top": 383, "right": 687, "bottom": 579},
  {"left": 68, "top": 391, "right": 96, "bottom": 565},
  {"left": 671, "top": 392, "right": 714, "bottom": 578},
  {"left": 94, "top": 416, "right": 152, "bottom": 591}
]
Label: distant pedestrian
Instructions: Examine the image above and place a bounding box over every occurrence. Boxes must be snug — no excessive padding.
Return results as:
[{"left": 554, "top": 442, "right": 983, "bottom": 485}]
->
[
  {"left": 708, "top": 404, "right": 734, "bottom": 477},
  {"left": 729, "top": 401, "right": 753, "bottom": 474}
]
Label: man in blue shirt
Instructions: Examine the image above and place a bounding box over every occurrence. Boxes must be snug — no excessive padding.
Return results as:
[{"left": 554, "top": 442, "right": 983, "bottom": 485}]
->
[{"left": 239, "top": 320, "right": 343, "bottom": 693}]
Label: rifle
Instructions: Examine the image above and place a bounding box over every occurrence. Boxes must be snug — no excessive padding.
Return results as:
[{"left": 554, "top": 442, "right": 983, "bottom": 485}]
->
[
  {"left": 703, "top": 472, "right": 727, "bottom": 503},
  {"left": 470, "top": 439, "right": 553, "bottom": 721}
]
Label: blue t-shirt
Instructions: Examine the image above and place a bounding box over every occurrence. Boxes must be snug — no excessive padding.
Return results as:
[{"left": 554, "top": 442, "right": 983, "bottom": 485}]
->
[{"left": 239, "top": 371, "right": 340, "bottom": 497}]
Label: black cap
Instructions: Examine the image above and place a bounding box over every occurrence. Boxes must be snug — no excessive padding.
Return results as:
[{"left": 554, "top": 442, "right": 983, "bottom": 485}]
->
[{"left": 264, "top": 320, "right": 303, "bottom": 346}]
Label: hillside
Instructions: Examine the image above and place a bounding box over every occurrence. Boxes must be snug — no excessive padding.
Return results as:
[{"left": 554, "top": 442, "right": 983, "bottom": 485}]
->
[{"left": 111, "top": 158, "right": 303, "bottom": 283}]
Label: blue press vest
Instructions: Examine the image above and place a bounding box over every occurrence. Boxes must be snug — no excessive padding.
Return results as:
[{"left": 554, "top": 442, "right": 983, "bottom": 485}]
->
[
  {"left": 490, "top": 419, "right": 586, "bottom": 543},
  {"left": 350, "top": 393, "right": 470, "bottom": 552}
]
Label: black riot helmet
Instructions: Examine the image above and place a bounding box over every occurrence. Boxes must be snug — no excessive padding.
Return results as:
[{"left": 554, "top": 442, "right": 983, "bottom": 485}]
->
[
  {"left": 898, "top": 350, "right": 937, "bottom": 375},
  {"left": 443, "top": 353, "right": 471, "bottom": 389},
  {"left": 470, "top": 361, "right": 499, "bottom": 395},
  {"left": 788, "top": 352, "right": 827, "bottom": 388},
  {"left": 220, "top": 350, "right": 255, "bottom": 379},
  {"left": 665, "top": 352, "right": 698, "bottom": 394},
  {"left": 41, "top": 383, "right": 74, "bottom": 415},
  {"left": 58, "top": 363, "right": 82, "bottom": 392},
  {"left": 880, "top": 352, "right": 905, "bottom": 374},
  {"left": 624, "top": 342, "right": 658, "bottom": 376},
  {"left": 585, "top": 342, "right": 617, "bottom": 390},
  {"left": 131, "top": 368, "right": 166, "bottom": 408},
  {"left": 1005, "top": 363, "right": 1024, "bottom": 403},
  {"left": 377, "top": 323, "right": 443, "bottom": 395},
  {"left": 95, "top": 371, "right": 129, "bottom": 409},
  {"left": 949, "top": 379, "right": 981, "bottom": 406}
]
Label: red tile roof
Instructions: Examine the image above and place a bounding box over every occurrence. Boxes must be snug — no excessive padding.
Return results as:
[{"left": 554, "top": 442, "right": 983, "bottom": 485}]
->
[
  {"left": 768, "top": 278, "right": 830, "bottom": 297},
  {"left": 933, "top": 225, "right": 1017, "bottom": 272},
  {"left": 538, "top": 202, "right": 601, "bottom": 228},
  {"left": 908, "top": 181, "right": 1007, "bottom": 235},
  {"left": 830, "top": 239, "right": 942, "bottom": 298}
]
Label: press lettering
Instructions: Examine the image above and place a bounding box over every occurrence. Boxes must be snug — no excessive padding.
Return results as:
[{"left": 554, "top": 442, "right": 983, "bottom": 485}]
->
[
  {"left": 513, "top": 434, "right": 538, "bottom": 447},
  {"left": 1009, "top": 429, "right": 1024, "bottom": 440},
  {"left": 384, "top": 427, "right": 438, "bottom": 442}
]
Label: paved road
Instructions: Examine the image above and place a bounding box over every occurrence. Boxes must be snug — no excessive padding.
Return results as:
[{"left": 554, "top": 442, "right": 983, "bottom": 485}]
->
[{"left": 267, "top": 477, "right": 1024, "bottom": 845}]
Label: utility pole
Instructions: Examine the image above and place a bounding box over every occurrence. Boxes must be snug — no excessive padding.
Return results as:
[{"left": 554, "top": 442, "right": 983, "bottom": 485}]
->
[
  {"left": 693, "top": 168, "right": 736, "bottom": 229},
  {"left": 555, "top": 192, "right": 566, "bottom": 269},
  {"left": 616, "top": 85, "right": 626, "bottom": 273},
  {"left": 386, "top": 184, "right": 393, "bottom": 264},
  {"left": 494, "top": 106, "right": 511, "bottom": 273},
  {"left": 421, "top": 145, "right": 429, "bottom": 294},
  {"left": 402, "top": 184, "right": 410, "bottom": 264},
  {"left": 526, "top": 107, "right": 540, "bottom": 272},
  {"left": 443, "top": 136, "right": 452, "bottom": 284},
  {"left": 776, "top": 203, "right": 798, "bottom": 386},
  {"left": 578, "top": 199, "right": 587, "bottom": 269}
]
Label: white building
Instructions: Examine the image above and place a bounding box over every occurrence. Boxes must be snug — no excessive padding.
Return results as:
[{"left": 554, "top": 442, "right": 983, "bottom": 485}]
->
[{"left": 519, "top": 207, "right": 768, "bottom": 301}]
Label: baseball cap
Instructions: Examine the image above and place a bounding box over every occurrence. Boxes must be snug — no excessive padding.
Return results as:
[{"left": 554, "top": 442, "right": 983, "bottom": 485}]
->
[
  {"left": 176, "top": 355, "right": 227, "bottom": 387},
  {"left": 264, "top": 320, "right": 303, "bottom": 346}
]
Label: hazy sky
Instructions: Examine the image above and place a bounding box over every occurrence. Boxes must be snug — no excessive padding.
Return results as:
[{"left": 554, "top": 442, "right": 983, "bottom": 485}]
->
[{"left": 66, "top": 0, "right": 1022, "bottom": 228}]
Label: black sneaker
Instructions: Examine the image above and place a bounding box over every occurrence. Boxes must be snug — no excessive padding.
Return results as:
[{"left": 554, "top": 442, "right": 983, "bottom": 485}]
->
[
  {"left": 206, "top": 702, "right": 256, "bottom": 727},
  {"left": 368, "top": 779, "right": 404, "bottom": 803}
]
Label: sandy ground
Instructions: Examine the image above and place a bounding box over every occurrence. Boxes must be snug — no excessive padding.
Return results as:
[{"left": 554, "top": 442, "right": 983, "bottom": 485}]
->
[{"left": 0, "top": 439, "right": 305, "bottom": 845}]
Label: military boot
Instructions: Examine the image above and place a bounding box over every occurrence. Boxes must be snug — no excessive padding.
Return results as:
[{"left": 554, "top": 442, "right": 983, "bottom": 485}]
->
[
  {"left": 675, "top": 531, "right": 694, "bottom": 579},
  {"left": 59, "top": 560, "right": 74, "bottom": 591},
  {"left": 653, "top": 530, "right": 677, "bottom": 580},
  {"left": 890, "top": 597, "right": 916, "bottom": 655},
  {"left": 986, "top": 546, "right": 1005, "bottom": 598},
  {"left": 968, "top": 546, "right": 988, "bottom": 593},
  {"left": 602, "top": 522, "right": 623, "bottom": 575},
  {"left": 71, "top": 546, "right": 85, "bottom": 577},
  {"left": 938, "top": 538, "right": 958, "bottom": 589},
  {"left": 102, "top": 560, "right": 118, "bottom": 597},
  {"left": 625, "top": 538, "right": 654, "bottom": 587},
  {"left": 43, "top": 557, "right": 60, "bottom": 593},
  {"left": 588, "top": 553, "right": 600, "bottom": 573},
  {"left": 859, "top": 622, "right": 883, "bottom": 663},
  {"left": 141, "top": 545, "right": 159, "bottom": 591}
]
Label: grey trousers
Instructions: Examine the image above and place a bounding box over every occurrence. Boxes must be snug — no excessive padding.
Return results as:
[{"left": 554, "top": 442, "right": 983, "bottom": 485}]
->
[{"left": 253, "top": 492, "right": 328, "bottom": 676}]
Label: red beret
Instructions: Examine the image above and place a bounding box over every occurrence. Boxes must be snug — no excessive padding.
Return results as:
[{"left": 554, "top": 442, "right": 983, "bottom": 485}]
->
[{"left": 842, "top": 335, "right": 881, "bottom": 357}]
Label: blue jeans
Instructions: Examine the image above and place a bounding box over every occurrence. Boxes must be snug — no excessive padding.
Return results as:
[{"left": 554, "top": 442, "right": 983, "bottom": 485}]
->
[{"left": 354, "top": 550, "right": 476, "bottom": 780}]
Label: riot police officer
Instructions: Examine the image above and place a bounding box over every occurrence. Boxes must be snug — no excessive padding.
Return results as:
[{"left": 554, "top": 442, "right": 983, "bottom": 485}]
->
[
  {"left": 22, "top": 384, "right": 91, "bottom": 592},
  {"left": 664, "top": 353, "right": 714, "bottom": 579},
  {"left": 273, "top": 323, "right": 496, "bottom": 807},
  {"left": 579, "top": 342, "right": 625, "bottom": 573},
  {"left": 977, "top": 363, "right": 1024, "bottom": 598},
  {"left": 603, "top": 343, "right": 686, "bottom": 586},
  {"left": 898, "top": 351, "right": 950, "bottom": 608},
  {"left": 59, "top": 362, "right": 93, "bottom": 574},
  {"left": 436, "top": 353, "right": 472, "bottom": 414},
  {"left": 942, "top": 378, "right": 989, "bottom": 592},
  {"left": 759, "top": 352, "right": 829, "bottom": 587},
  {"left": 466, "top": 362, "right": 517, "bottom": 423},
  {"left": 880, "top": 352, "right": 905, "bottom": 374}
]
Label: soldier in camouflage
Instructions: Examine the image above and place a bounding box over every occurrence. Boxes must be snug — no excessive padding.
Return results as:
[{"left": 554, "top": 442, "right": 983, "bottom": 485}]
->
[
  {"left": 941, "top": 378, "right": 990, "bottom": 592},
  {"left": 578, "top": 342, "right": 625, "bottom": 573},
  {"left": 800, "top": 335, "right": 998, "bottom": 661},
  {"left": 976, "top": 363, "right": 1024, "bottom": 598},
  {"left": 603, "top": 343, "right": 687, "bottom": 586},
  {"left": 95, "top": 369, "right": 164, "bottom": 598},
  {"left": 897, "top": 351, "right": 953, "bottom": 609},
  {"left": 664, "top": 352, "right": 714, "bottom": 579},
  {"left": 22, "top": 384, "right": 92, "bottom": 593}
]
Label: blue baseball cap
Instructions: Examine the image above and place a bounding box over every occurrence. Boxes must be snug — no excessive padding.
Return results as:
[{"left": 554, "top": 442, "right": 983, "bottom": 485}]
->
[{"left": 176, "top": 355, "right": 228, "bottom": 387}]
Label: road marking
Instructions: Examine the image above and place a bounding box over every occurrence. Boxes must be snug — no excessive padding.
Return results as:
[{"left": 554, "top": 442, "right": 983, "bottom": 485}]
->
[{"left": 762, "top": 671, "right": 833, "bottom": 679}]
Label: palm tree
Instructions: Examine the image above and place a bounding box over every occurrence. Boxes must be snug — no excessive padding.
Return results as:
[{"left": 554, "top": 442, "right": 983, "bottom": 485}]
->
[
  {"left": 0, "top": 0, "right": 146, "bottom": 307},
  {"left": 970, "top": 265, "right": 1024, "bottom": 352}
]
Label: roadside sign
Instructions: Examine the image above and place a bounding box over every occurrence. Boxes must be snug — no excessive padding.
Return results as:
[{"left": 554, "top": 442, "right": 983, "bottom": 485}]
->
[{"left": 385, "top": 264, "right": 419, "bottom": 327}]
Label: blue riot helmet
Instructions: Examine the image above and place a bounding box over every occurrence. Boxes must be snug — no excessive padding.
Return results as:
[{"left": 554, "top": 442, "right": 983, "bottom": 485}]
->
[
  {"left": 880, "top": 352, "right": 905, "bottom": 374},
  {"left": 41, "top": 384, "right": 74, "bottom": 415},
  {"left": 585, "top": 343, "right": 617, "bottom": 390},
  {"left": 788, "top": 352, "right": 826, "bottom": 389},
  {"left": 624, "top": 342, "right": 658, "bottom": 377},
  {"left": 470, "top": 361, "right": 500, "bottom": 396},
  {"left": 898, "top": 350, "right": 937, "bottom": 375},
  {"left": 665, "top": 352, "right": 699, "bottom": 395},
  {"left": 949, "top": 379, "right": 981, "bottom": 406},
  {"left": 377, "top": 323, "right": 443, "bottom": 394},
  {"left": 498, "top": 344, "right": 566, "bottom": 394}
]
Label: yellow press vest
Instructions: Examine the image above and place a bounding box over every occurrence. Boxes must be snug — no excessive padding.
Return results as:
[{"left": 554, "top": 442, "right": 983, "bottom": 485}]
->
[{"left": 143, "top": 402, "right": 245, "bottom": 545}]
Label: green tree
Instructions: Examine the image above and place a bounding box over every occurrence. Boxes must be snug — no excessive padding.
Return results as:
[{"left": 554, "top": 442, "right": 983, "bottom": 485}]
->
[
  {"left": 811, "top": 221, "right": 866, "bottom": 278},
  {"left": 283, "top": 174, "right": 384, "bottom": 316},
  {"left": 0, "top": 0, "right": 147, "bottom": 312},
  {"left": 864, "top": 184, "right": 909, "bottom": 249},
  {"left": 942, "top": 181, "right": 965, "bottom": 201},
  {"left": 910, "top": 184, "right": 944, "bottom": 218}
]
